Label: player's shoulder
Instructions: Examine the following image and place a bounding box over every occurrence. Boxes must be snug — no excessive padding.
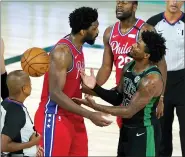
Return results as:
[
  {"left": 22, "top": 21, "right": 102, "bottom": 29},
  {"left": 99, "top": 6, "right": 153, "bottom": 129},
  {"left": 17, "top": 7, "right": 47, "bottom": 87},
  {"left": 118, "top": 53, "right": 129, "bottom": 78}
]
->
[
  {"left": 140, "top": 72, "right": 163, "bottom": 90},
  {"left": 104, "top": 21, "right": 120, "bottom": 34},
  {"left": 104, "top": 24, "right": 114, "bottom": 35},
  {"left": 50, "top": 42, "right": 71, "bottom": 59},
  {"left": 146, "top": 12, "right": 164, "bottom": 27},
  {"left": 103, "top": 22, "right": 118, "bottom": 40}
]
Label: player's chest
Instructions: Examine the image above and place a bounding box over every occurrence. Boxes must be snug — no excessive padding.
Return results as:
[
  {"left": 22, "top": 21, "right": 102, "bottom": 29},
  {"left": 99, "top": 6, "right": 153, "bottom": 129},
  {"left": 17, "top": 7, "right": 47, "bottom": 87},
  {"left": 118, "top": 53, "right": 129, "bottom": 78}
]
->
[{"left": 110, "top": 36, "right": 137, "bottom": 55}]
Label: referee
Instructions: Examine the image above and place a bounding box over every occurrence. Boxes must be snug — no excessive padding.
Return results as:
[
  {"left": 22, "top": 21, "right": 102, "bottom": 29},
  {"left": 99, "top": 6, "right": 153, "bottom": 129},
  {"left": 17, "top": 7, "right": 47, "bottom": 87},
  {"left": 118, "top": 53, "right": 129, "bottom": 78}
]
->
[
  {"left": 1, "top": 70, "right": 42, "bottom": 156},
  {"left": 146, "top": 1, "right": 184, "bottom": 156}
]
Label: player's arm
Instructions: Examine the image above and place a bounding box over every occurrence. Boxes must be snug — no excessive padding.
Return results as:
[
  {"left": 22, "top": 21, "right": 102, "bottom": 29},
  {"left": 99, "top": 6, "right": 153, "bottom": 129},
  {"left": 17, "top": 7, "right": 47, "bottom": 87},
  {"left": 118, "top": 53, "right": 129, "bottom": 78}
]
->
[
  {"left": 139, "top": 23, "right": 167, "bottom": 96},
  {"left": 1, "top": 38, "right": 9, "bottom": 100},
  {"left": 96, "top": 26, "right": 114, "bottom": 85},
  {"left": 1, "top": 38, "right": 6, "bottom": 74},
  {"left": 82, "top": 63, "right": 128, "bottom": 106},
  {"left": 82, "top": 26, "right": 114, "bottom": 95},
  {"left": 49, "top": 45, "right": 112, "bottom": 127},
  {"left": 49, "top": 44, "right": 93, "bottom": 119},
  {"left": 88, "top": 73, "right": 163, "bottom": 118}
]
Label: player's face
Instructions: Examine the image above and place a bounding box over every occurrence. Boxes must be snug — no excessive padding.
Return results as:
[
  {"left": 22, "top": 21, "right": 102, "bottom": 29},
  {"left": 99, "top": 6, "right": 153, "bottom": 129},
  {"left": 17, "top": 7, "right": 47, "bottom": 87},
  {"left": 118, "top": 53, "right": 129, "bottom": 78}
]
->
[
  {"left": 128, "top": 39, "right": 150, "bottom": 61},
  {"left": 84, "top": 20, "right": 99, "bottom": 45},
  {"left": 116, "top": 1, "right": 136, "bottom": 21},
  {"left": 23, "top": 78, "right": 32, "bottom": 97},
  {"left": 166, "top": 0, "right": 184, "bottom": 13}
]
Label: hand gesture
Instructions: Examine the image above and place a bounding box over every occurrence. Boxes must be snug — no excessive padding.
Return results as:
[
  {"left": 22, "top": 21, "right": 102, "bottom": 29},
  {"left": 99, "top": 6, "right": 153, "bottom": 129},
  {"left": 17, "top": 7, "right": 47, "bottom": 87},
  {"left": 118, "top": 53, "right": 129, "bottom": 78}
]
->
[
  {"left": 72, "top": 94, "right": 94, "bottom": 108},
  {"left": 72, "top": 97, "right": 90, "bottom": 107},
  {"left": 89, "top": 111, "right": 112, "bottom": 127},
  {"left": 85, "top": 95, "right": 98, "bottom": 109},
  {"left": 80, "top": 68, "right": 96, "bottom": 89}
]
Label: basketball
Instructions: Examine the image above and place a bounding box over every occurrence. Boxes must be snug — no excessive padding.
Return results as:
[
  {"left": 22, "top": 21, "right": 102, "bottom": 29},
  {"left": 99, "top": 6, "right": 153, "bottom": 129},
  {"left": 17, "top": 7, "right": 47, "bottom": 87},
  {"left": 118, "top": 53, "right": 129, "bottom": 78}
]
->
[{"left": 21, "top": 47, "right": 49, "bottom": 77}]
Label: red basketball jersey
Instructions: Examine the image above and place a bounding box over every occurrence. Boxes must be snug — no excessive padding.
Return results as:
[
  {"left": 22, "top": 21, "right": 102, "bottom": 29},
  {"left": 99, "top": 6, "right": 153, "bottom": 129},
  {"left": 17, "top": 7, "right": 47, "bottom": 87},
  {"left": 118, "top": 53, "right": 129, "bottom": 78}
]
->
[
  {"left": 109, "top": 19, "right": 145, "bottom": 84},
  {"left": 39, "top": 37, "right": 85, "bottom": 116}
]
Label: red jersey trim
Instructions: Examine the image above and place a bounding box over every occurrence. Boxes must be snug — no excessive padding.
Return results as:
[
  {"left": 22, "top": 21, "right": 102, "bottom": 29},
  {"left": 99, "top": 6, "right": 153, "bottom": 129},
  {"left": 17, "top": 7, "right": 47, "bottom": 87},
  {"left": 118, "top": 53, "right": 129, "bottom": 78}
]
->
[
  {"left": 118, "top": 19, "right": 140, "bottom": 37},
  {"left": 64, "top": 38, "right": 82, "bottom": 54}
]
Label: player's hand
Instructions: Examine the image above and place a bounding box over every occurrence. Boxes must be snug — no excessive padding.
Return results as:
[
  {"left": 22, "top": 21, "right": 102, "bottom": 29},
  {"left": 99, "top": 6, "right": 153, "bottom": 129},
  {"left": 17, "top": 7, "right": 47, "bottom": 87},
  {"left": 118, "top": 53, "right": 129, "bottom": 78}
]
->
[
  {"left": 29, "top": 133, "right": 41, "bottom": 146},
  {"left": 72, "top": 94, "right": 95, "bottom": 109},
  {"left": 85, "top": 95, "right": 99, "bottom": 109},
  {"left": 72, "top": 97, "right": 90, "bottom": 107},
  {"left": 80, "top": 68, "right": 96, "bottom": 89},
  {"left": 36, "top": 145, "right": 44, "bottom": 157},
  {"left": 89, "top": 111, "right": 112, "bottom": 127},
  {"left": 156, "top": 97, "right": 164, "bottom": 119}
]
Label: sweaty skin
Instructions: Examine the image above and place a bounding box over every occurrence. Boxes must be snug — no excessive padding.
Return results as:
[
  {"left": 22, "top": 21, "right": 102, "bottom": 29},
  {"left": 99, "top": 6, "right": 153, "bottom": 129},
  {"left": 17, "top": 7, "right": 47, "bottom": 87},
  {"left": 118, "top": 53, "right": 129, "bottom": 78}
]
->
[{"left": 49, "top": 43, "right": 112, "bottom": 127}]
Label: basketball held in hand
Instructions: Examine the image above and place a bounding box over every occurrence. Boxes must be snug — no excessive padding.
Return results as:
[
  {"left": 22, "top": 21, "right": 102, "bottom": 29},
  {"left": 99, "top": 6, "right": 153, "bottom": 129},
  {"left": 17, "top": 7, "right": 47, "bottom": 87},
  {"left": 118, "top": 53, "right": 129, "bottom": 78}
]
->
[{"left": 21, "top": 47, "right": 49, "bottom": 77}]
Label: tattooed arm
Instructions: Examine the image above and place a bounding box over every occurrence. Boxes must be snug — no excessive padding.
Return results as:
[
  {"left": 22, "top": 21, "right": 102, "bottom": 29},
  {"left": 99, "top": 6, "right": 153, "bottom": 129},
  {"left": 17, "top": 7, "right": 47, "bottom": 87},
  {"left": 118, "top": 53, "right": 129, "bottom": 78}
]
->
[{"left": 86, "top": 73, "right": 163, "bottom": 118}]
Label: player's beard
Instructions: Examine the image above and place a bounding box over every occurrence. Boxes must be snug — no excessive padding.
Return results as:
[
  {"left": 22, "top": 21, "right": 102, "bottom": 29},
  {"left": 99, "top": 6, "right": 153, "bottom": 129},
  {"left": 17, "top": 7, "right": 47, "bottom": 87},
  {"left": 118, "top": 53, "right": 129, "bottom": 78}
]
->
[
  {"left": 85, "top": 39, "right": 96, "bottom": 45},
  {"left": 84, "top": 34, "right": 98, "bottom": 45},
  {"left": 116, "top": 9, "right": 132, "bottom": 21}
]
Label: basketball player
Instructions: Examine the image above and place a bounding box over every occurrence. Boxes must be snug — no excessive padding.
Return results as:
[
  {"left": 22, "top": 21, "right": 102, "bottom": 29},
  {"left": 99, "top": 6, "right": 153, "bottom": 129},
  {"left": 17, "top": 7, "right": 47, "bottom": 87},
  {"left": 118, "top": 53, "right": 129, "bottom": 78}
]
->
[
  {"left": 1, "top": 70, "right": 43, "bottom": 156},
  {"left": 75, "top": 31, "right": 166, "bottom": 157},
  {"left": 146, "top": 1, "right": 185, "bottom": 156},
  {"left": 83, "top": 1, "right": 167, "bottom": 128},
  {"left": 34, "top": 7, "right": 112, "bottom": 157}
]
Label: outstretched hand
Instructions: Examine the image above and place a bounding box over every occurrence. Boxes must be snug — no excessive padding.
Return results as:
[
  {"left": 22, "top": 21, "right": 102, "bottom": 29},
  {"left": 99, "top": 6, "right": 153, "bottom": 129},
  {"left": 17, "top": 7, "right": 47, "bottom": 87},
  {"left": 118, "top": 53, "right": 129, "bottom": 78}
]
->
[
  {"left": 72, "top": 94, "right": 95, "bottom": 109},
  {"left": 80, "top": 68, "right": 96, "bottom": 89}
]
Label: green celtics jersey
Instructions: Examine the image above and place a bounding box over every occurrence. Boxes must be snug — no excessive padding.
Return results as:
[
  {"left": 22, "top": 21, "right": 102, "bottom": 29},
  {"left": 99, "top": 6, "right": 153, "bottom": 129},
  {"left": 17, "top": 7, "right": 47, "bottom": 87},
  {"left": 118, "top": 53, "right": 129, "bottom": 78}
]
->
[{"left": 122, "top": 61, "right": 162, "bottom": 127}]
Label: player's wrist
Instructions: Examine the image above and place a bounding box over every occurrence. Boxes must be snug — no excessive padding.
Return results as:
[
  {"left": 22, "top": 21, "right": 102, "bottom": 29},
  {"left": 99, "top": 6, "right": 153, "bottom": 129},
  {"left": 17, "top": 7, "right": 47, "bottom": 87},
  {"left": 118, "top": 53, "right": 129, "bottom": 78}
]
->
[
  {"left": 85, "top": 111, "right": 94, "bottom": 119},
  {"left": 160, "top": 95, "right": 164, "bottom": 100}
]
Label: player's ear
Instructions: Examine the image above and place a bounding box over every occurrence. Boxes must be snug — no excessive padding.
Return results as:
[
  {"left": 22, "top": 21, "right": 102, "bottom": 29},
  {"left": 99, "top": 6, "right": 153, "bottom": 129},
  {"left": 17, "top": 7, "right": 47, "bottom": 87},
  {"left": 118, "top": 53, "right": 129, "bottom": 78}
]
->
[
  {"left": 22, "top": 85, "right": 27, "bottom": 94},
  {"left": 79, "top": 30, "right": 86, "bottom": 36},
  {"left": 144, "top": 53, "right": 150, "bottom": 59},
  {"left": 133, "top": 3, "right": 137, "bottom": 12}
]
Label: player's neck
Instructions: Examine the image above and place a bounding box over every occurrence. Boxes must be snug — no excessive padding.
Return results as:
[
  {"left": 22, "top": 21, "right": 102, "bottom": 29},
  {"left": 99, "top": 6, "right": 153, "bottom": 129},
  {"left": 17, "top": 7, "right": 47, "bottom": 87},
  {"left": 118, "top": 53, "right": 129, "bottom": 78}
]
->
[
  {"left": 134, "top": 60, "right": 151, "bottom": 73},
  {"left": 164, "top": 10, "right": 182, "bottom": 23},
  {"left": 70, "top": 34, "right": 83, "bottom": 51},
  {"left": 9, "top": 95, "right": 26, "bottom": 103},
  {"left": 120, "top": 17, "right": 137, "bottom": 29}
]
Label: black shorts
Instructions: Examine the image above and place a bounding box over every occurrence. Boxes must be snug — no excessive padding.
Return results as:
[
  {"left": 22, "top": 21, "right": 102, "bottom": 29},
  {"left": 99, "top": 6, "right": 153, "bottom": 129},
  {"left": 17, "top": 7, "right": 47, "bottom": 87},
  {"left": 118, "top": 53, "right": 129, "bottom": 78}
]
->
[{"left": 117, "top": 121, "right": 161, "bottom": 157}]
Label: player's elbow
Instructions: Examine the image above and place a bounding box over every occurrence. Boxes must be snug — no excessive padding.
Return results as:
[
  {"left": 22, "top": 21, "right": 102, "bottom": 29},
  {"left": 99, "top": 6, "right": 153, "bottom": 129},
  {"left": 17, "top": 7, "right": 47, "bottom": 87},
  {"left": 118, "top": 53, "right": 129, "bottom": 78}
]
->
[
  {"left": 122, "top": 109, "right": 134, "bottom": 119},
  {"left": 1, "top": 140, "right": 8, "bottom": 152},
  {"left": 49, "top": 87, "right": 61, "bottom": 102},
  {"left": 126, "top": 112, "right": 134, "bottom": 118},
  {"left": 1, "top": 144, "right": 6, "bottom": 152}
]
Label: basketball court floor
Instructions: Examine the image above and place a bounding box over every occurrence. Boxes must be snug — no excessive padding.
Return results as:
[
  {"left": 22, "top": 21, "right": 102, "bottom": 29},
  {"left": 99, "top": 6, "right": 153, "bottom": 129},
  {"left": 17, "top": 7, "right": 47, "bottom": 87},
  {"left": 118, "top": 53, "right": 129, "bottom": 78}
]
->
[{"left": 1, "top": 1, "right": 182, "bottom": 156}]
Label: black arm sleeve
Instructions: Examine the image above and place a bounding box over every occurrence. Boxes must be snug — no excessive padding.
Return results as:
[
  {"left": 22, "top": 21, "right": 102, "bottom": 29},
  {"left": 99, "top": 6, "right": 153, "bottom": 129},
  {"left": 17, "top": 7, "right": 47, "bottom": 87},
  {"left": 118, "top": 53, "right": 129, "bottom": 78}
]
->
[
  {"left": 1, "top": 72, "right": 9, "bottom": 100},
  {"left": 92, "top": 84, "right": 123, "bottom": 106}
]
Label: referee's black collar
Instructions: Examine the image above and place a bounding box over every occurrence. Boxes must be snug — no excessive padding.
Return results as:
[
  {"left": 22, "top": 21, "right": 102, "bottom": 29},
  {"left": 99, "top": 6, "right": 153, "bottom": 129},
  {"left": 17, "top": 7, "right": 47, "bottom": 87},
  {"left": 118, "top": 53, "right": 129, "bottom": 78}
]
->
[
  {"left": 163, "top": 11, "right": 184, "bottom": 26},
  {"left": 5, "top": 98, "right": 25, "bottom": 107}
]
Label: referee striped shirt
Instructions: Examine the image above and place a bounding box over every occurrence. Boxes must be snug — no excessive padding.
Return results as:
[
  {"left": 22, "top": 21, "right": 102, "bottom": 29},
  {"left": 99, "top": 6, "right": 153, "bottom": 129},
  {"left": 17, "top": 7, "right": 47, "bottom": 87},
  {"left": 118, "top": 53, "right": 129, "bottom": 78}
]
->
[
  {"left": 1, "top": 98, "right": 37, "bottom": 156},
  {"left": 147, "top": 12, "right": 184, "bottom": 71}
]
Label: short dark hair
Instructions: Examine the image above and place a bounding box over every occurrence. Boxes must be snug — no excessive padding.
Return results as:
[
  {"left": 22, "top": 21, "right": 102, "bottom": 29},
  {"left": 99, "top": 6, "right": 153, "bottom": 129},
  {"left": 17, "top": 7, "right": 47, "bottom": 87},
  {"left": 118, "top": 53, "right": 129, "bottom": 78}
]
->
[
  {"left": 69, "top": 7, "right": 98, "bottom": 35},
  {"left": 142, "top": 31, "right": 166, "bottom": 63},
  {"left": 133, "top": 1, "right": 138, "bottom": 5}
]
